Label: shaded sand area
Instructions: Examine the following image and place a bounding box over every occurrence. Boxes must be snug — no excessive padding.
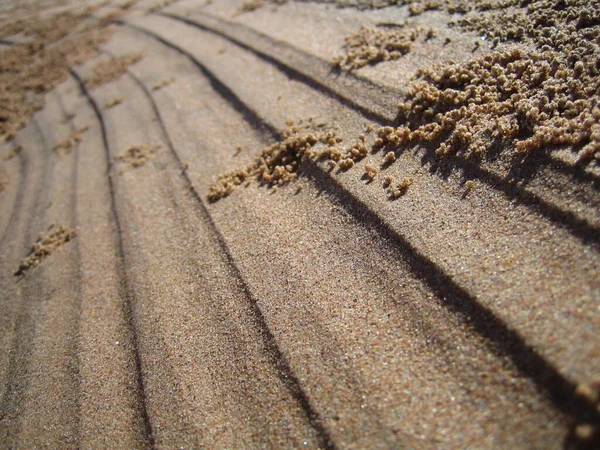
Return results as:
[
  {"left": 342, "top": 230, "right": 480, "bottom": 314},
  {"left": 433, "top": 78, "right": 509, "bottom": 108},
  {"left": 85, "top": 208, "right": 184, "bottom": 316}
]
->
[{"left": 0, "top": 0, "right": 599, "bottom": 448}]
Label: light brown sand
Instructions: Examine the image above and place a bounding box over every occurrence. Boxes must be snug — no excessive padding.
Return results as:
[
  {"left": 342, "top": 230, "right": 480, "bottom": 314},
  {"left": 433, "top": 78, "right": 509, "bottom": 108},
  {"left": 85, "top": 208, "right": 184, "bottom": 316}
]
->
[{"left": 0, "top": 0, "right": 599, "bottom": 448}]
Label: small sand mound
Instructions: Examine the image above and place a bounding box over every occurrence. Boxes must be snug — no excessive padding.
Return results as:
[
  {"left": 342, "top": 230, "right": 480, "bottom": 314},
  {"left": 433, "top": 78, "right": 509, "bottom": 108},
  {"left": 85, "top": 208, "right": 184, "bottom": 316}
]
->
[
  {"left": 14, "top": 224, "right": 77, "bottom": 276},
  {"left": 116, "top": 144, "right": 158, "bottom": 168},
  {"left": 208, "top": 120, "right": 338, "bottom": 201},
  {"left": 334, "top": 24, "right": 423, "bottom": 70},
  {"left": 52, "top": 126, "right": 88, "bottom": 155},
  {"left": 573, "top": 380, "right": 600, "bottom": 446},
  {"left": 85, "top": 53, "right": 144, "bottom": 90}
]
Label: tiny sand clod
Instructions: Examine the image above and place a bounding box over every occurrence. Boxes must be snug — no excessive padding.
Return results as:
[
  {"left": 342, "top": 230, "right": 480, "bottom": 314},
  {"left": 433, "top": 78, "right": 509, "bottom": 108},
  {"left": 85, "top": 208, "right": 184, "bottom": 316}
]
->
[
  {"left": 152, "top": 77, "right": 175, "bottom": 91},
  {"left": 146, "top": 0, "right": 179, "bottom": 15},
  {"left": 52, "top": 126, "right": 88, "bottom": 155},
  {"left": 389, "top": 176, "right": 413, "bottom": 198},
  {"left": 333, "top": 24, "right": 422, "bottom": 70},
  {"left": 85, "top": 53, "right": 144, "bottom": 90},
  {"left": 104, "top": 97, "right": 123, "bottom": 109},
  {"left": 14, "top": 224, "right": 77, "bottom": 276},
  {"left": 116, "top": 144, "right": 158, "bottom": 168}
]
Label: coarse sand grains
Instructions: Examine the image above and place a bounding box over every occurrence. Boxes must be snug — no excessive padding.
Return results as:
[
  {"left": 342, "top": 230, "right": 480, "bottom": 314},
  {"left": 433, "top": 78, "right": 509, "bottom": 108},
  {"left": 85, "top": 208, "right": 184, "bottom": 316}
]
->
[{"left": 334, "top": 24, "right": 423, "bottom": 70}]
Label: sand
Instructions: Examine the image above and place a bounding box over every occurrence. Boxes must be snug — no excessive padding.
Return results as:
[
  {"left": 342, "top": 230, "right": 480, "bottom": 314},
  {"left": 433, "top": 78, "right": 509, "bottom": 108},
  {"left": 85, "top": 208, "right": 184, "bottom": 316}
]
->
[{"left": 0, "top": 0, "right": 599, "bottom": 448}]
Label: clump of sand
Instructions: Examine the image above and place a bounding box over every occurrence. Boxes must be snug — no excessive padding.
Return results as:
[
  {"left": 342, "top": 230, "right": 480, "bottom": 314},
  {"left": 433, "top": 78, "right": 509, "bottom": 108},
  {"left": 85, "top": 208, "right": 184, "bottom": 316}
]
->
[
  {"left": 364, "top": 0, "right": 600, "bottom": 166},
  {"left": 146, "top": 0, "right": 180, "bottom": 15},
  {"left": 14, "top": 224, "right": 77, "bottom": 276},
  {"left": 334, "top": 24, "right": 423, "bottom": 70},
  {"left": 116, "top": 144, "right": 159, "bottom": 168},
  {"left": 85, "top": 53, "right": 144, "bottom": 90},
  {"left": 3, "top": 144, "right": 22, "bottom": 161},
  {"left": 104, "top": 97, "right": 123, "bottom": 109},
  {"left": 235, "top": 0, "right": 267, "bottom": 15},
  {"left": 52, "top": 126, "right": 88, "bottom": 155},
  {"left": 152, "top": 77, "right": 175, "bottom": 91},
  {"left": 208, "top": 119, "right": 339, "bottom": 201}
]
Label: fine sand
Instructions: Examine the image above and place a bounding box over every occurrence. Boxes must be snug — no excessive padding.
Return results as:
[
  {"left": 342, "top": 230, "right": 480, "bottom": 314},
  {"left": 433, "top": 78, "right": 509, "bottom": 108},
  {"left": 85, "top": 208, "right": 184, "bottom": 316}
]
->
[{"left": 0, "top": 0, "right": 599, "bottom": 448}]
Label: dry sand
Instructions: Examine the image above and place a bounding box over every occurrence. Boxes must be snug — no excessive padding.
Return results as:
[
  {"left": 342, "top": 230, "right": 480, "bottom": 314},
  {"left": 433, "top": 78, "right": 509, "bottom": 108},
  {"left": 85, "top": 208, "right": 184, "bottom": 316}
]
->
[{"left": 0, "top": 0, "right": 599, "bottom": 448}]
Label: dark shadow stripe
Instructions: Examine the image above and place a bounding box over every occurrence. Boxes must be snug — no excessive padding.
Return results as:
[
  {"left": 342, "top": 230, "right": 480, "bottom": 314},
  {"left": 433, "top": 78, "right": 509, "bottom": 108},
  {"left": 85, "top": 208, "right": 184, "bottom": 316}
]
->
[
  {"left": 301, "top": 157, "right": 600, "bottom": 427},
  {"left": 442, "top": 154, "right": 600, "bottom": 244},
  {"left": 158, "top": 10, "right": 396, "bottom": 124},
  {"left": 155, "top": 11, "right": 600, "bottom": 243},
  {"left": 118, "top": 61, "right": 337, "bottom": 450},
  {"left": 117, "top": 19, "right": 280, "bottom": 140},
  {"left": 69, "top": 68, "right": 155, "bottom": 450},
  {"left": 170, "top": 10, "right": 600, "bottom": 186},
  {"left": 113, "top": 15, "right": 597, "bottom": 429}
]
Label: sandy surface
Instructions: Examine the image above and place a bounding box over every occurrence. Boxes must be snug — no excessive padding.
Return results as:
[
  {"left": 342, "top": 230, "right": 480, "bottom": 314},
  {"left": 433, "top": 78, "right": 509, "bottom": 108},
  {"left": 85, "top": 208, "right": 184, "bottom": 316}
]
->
[{"left": 0, "top": 0, "right": 599, "bottom": 448}]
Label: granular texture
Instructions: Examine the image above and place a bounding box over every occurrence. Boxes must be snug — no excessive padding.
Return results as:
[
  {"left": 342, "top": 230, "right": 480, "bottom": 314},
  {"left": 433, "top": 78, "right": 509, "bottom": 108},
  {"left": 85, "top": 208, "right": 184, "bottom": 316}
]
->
[
  {"left": 334, "top": 24, "right": 422, "bottom": 70},
  {"left": 374, "top": 0, "right": 600, "bottom": 165},
  {"left": 281, "top": 0, "right": 518, "bottom": 12},
  {"left": 14, "top": 224, "right": 77, "bottom": 276}
]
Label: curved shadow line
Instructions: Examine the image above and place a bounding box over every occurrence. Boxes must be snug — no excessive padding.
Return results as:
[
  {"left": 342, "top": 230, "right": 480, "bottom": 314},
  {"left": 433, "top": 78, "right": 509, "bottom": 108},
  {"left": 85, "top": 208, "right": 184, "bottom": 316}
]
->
[
  {"left": 0, "top": 118, "right": 54, "bottom": 446},
  {"left": 445, "top": 155, "right": 600, "bottom": 243},
  {"left": 156, "top": 11, "right": 600, "bottom": 243},
  {"left": 117, "top": 19, "right": 280, "bottom": 141},
  {"left": 116, "top": 57, "right": 337, "bottom": 450},
  {"left": 178, "top": 10, "right": 600, "bottom": 187},
  {"left": 302, "top": 157, "right": 600, "bottom": 426},
  {"left": 158, "top": 11, "right": 396, "bottom": 124},
  {"left": 69, "top": 68, "right": 156, "bottom": 450}
]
